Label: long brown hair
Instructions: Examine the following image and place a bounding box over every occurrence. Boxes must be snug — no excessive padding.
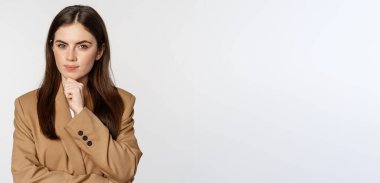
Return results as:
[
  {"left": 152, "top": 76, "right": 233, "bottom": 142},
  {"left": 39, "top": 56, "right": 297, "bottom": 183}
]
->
[{"left": 37, "top": 5, "right": 124, "bottom": 140}]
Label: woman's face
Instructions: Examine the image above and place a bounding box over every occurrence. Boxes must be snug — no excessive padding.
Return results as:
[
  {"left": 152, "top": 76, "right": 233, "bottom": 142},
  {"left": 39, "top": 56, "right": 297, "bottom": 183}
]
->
[{"left": 52, "top": 22, "right": 103, "bottom": 83}]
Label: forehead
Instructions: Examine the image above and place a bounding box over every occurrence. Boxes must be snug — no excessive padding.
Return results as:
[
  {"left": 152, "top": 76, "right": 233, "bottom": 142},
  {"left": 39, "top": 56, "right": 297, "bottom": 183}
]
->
[{"left": 54, "top": 22, "right": 96, "bottom": 43}]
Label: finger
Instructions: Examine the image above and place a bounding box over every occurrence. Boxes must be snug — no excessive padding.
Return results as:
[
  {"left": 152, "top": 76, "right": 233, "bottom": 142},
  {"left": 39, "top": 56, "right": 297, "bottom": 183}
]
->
[
  {"left": 65, "top": 93, "right": 73, "bottom": 99},
  {"left": 64, "top": 83, "right": 84, "bottom": 90},
  {"left": 64, "top": 87, "right": 83, "bottom": 94},
  {"left": 64, "top": 85, "right": 79, "bottom": 90},
  {"left": 66, "top": 77, "right": 76, "bottom": 82},
  {"left": 64, "top": 88, "right": 82, "bottom": 98},
  {"left": 66, "top": 78, "right": 83, "bottom": 86},
  {"left": 64, "top": 80, "right": 84, "bottom": 86},
  {"left": 63, "top": 82, "right": 84, "bottom": 87}
]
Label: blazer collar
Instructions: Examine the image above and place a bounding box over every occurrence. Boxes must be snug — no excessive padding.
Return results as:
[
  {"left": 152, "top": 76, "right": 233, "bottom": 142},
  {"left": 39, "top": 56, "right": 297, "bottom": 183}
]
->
[
  {"left": 55, "top": 82, "right": 71, "bottom": 119},
  {"left": 54, "top": 81, "right": 87, "bottom": 174}
]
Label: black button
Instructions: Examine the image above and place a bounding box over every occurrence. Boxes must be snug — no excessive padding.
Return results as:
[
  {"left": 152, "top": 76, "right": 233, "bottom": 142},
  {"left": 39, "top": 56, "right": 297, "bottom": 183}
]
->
[
  {"left": 78, "top": 130, "right": 83, "bottom": 136},
  {"left": 82, "top": 135, "right": 88, "bottom": 141},
  {"left": 87, "top": 141, "right": 92, "bottom": 146}
]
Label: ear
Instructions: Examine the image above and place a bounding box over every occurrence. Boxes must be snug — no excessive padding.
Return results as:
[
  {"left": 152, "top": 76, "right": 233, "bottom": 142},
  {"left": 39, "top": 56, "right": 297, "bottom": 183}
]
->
[{"left": 95, "top": 43, "right": 105, "bottom": 61}]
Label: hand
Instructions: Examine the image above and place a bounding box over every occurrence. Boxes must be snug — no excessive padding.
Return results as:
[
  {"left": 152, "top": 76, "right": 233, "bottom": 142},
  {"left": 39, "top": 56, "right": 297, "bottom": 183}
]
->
[{"left": 63, "top": 77, "right": 84, "bottom": 115}]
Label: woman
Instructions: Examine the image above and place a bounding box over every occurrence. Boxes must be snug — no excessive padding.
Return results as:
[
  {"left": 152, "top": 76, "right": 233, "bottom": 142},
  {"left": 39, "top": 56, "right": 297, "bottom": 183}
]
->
[{"left": 11, "top": 5, "right": 142, "bottom": 183}]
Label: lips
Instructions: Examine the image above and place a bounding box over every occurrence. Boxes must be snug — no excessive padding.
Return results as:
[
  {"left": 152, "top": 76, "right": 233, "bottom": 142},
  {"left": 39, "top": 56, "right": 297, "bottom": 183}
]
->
[{"left": 64, "top": 65, "right": 79, "bottom": 71}]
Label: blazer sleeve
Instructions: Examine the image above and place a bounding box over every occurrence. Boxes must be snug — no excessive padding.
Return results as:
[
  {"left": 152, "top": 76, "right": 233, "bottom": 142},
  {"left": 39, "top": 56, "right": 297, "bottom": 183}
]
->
[
  {"left": 64, "top": 94, "right": 143, "bottom": 183},
  {"left": 11, "top": 98, "right": 109, "bottom": 183}
]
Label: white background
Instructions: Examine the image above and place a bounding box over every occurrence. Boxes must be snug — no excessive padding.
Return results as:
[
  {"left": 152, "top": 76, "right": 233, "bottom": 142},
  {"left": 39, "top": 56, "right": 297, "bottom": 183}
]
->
[{"left": 1, "top": 0, "right": 380, "bottom": 182}]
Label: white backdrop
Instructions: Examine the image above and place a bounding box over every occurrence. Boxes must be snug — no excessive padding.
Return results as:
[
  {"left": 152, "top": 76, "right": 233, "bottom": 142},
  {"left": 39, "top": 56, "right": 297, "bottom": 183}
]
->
[{"left": 1, "top": 0, "right": 380, "bottom": 182}]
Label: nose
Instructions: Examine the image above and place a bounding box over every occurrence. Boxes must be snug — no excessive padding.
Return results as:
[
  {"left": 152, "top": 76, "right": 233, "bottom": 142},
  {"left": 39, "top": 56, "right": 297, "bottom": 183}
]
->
[{"left": 66, "top": 46, "right": 77, "bottom": 61}]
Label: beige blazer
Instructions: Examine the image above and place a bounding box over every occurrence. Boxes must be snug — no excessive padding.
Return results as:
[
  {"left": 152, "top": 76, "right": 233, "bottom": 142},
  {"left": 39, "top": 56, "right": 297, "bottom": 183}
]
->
[{"left": 11, "top": 82, "right": 142, "bottom": 183}]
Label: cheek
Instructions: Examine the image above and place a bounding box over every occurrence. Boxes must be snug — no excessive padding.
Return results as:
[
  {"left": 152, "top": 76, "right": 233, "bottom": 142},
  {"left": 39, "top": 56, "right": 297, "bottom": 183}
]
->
[
  {"left": 53, "top": 50, "right": 62, "bottom": 60},
  {"left": 53, "top": 51, "right": 65, "bottom": 67},
  {"left": 78, "top": 52, "right": 97, "bottom": 70},
  {"left": 82, "top": 61, "right": 95, "bottom": 72}
]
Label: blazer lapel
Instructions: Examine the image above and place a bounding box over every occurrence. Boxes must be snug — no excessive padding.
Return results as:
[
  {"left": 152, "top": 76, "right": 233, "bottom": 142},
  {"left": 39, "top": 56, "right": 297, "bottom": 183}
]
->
[{"left": 55, "top": 82, "right": 86, "bottom": 175}]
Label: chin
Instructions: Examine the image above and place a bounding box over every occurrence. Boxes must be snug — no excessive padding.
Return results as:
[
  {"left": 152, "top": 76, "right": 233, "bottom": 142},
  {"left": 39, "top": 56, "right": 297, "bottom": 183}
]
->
[{"left": 62, "top": 73, "right": 79, "bottom": 80}]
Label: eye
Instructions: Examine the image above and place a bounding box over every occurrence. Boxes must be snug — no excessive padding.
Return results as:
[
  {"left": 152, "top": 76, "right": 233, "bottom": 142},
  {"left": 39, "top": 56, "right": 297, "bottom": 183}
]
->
[
  {"left": 79, "top": 45, "right": 88, "bottom": 49},
  {"left": 57, "top": 44, "right": 66, "bottom": 49}
]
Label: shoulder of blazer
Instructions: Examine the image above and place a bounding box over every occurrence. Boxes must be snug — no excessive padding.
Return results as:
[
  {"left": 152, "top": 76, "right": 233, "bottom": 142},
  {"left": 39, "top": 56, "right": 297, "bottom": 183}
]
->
[
  {"left": 116, "top": 87, "right": 136, "bottom": 121},
  {"left": 116, "top": 87, "right": 136, "bottom": 102},
  {"left": 15, "top": 88, "right": 39, "bottom": 112}
]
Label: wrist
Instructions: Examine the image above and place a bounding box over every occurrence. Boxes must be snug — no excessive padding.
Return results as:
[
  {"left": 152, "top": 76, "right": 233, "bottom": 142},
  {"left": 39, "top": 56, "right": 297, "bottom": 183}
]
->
[{"left": 74, "top": 107, "right": 84, "bottom": 115}]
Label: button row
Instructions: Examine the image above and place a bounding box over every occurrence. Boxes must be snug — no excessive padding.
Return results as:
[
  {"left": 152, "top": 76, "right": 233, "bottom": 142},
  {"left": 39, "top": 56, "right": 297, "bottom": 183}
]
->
[{"left": 77, "top": 130, "right": 92, "bottom": 146}]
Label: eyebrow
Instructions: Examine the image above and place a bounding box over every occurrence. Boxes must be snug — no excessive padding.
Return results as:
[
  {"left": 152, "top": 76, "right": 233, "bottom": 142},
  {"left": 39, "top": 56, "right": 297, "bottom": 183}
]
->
[{"left": 54, "top": 40, "right": 93, "bottom": 44}]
